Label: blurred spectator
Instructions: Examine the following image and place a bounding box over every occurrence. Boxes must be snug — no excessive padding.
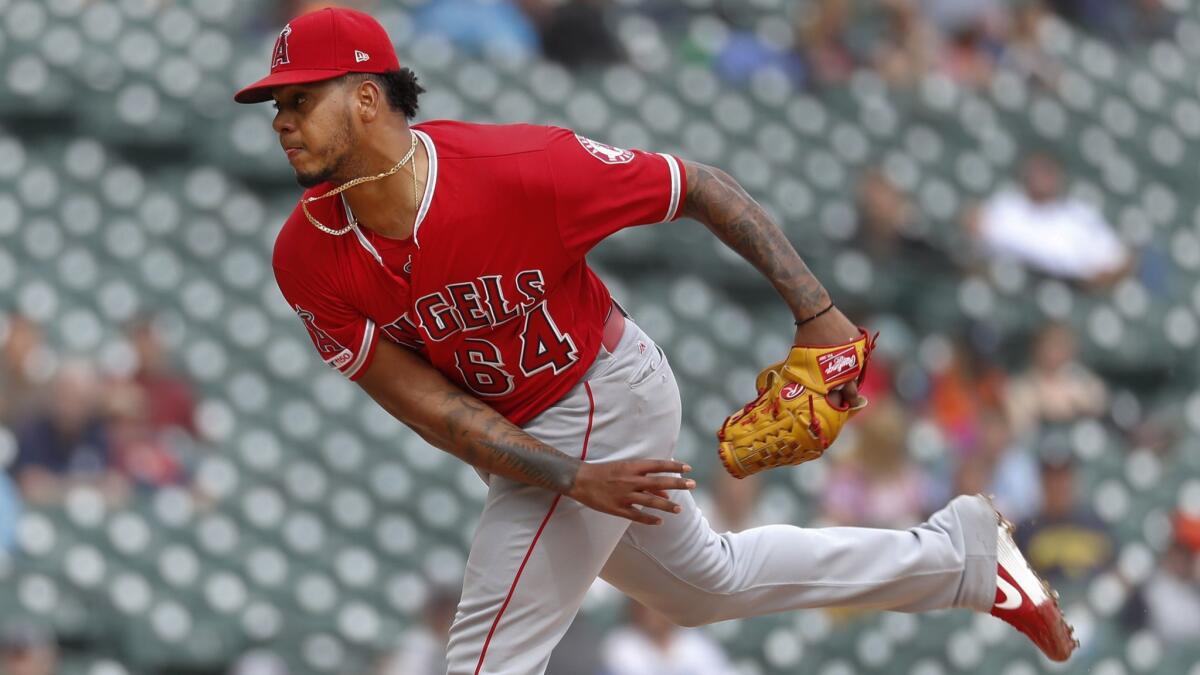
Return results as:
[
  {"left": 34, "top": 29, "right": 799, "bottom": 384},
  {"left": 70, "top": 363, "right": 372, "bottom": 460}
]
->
[
  {"left": 375, "top": 586, "right": 458, "bottom": 675},
  {"left": 1136, "top": 513, "right": 1200, "bottom": 644},
  {"left": 520, "top": 0, "right": 624, "bottom": 68},
  {"left": 969, "top": 153, "right": 1133, "bottom": 286},
  {"left": 821, "top": 401, "right": 933, "bottom": 528},
  {"left": 105, "top": 318, "right": 197, "bottom": 489},
  {"left": 954, "top": 410, "right": 1041, "bottom": 523},
  {"left": 0, "top": 315, "right": 49, "bottom": 428},
  {"left": 854, "top": 166, "right": 954, "bottom": 266},
  {"left": 415, "top": 0, "right": 539, "bottom": 59},
  {"left": 1016, "top": 450, "right": 1113, "bottom": 584},
  {"left": 229, "top": 649, "right": 290, "bottom": 675},
  {"left": 999, "top": 0, "right": 1060, "bottom": 89},
  {"left": 797, "top": 0, "right": 861, "bottom": 87},
  {"left": 0, "top": 621, "right": 57, "bottom": 675},
  {"left": 938, "top": 22, "right": 999, "bottom": 87},
  {"left": 12, "top": 360, "right": 128, "bottom": 506},
  {"left": 1005, "top": 322, "right": 1107, "bottom": 439},
  {"left": 127, "top": 318, "right": 198, "bottom": 438},
  {"left": 848, "top": 167, "right": 961, "bottom": 316},
  {"left": 872, "top": 0, "right": 939, "bottom": 88},
  {"left": 602, "top": 600, "right": 733, "bottom": 675},
  {"left": 925, "top": 335, "right": 1007, "bottom": 453},
  {"left": 714, "top": 31, "right": 807, "bottom": 88}
]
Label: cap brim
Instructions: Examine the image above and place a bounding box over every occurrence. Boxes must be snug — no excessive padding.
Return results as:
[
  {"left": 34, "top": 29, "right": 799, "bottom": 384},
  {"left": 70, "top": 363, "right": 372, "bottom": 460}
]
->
[{"left": 234, "top": 68, "right": 349, "bottom": 104}]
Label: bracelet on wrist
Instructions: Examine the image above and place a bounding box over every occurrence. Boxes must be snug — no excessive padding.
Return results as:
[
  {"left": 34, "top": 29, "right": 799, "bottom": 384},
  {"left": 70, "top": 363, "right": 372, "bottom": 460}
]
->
[{"left": 794, "top": 302, "right": 835, "bottom": 327}]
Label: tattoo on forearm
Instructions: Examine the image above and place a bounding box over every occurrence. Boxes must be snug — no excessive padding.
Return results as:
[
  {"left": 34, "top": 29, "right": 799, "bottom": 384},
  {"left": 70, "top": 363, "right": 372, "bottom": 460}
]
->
[
  {"left": 434, "top": 390, "right": 578, "bottom": 494},
  {"left": 681, "top": 162, "right": 829, "bottom": 317}
]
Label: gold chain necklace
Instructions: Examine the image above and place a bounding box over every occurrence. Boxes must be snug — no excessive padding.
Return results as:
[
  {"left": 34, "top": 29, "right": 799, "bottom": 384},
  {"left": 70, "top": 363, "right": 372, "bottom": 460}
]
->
[{"left": 301, "top": 133, "right": 420, "bottom": 236}]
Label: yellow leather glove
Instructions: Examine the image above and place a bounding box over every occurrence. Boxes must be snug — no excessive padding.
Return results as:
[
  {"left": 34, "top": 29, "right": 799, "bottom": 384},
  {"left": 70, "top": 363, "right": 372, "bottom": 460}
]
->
[{"left": 717, "top": 328, "right": 876, "bottom": 479}]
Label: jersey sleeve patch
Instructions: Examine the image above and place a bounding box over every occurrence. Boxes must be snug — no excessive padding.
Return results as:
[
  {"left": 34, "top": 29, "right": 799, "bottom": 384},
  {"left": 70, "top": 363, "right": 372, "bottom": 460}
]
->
[
  {"left": 574, "top": 133, "right": 634, "bottom": 165},
  {"left": 294, "top": 304, "right": 377, "bottom": 379}
]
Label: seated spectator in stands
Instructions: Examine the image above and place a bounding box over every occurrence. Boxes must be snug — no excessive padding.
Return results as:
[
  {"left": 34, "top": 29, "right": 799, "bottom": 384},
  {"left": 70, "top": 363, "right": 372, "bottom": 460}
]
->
[
  {"left": 1005, "top": 322, "right": 1107, "bottom": 439},
  {"left": 854, "top": 166, "right": 958, "bottom": 267},
  {"left": 978, "top": 410, "right": 1041, "bottom": 523},
  {"left": 127, "top": 317, "right": 198, "bottom": 438},
  {"left": 603, "top": 600, "right": 733, "bottom": 675},
  {"left": 953, "top": 410, "right": 1040, "bottom": 524},
  {"left": 1016, "top": 449, "right": 1113, "bottom": 584},
  {"left": 821, "top": 401, "right": 933, "bottom": 528},
  {"left": 872, "top": 0, "right": 939, "bottom": 88},
  {"left": 1000, "top": 0, "right": 1060, "bottom": 89},
  {"left": 714, "top": 31, "right": 807, "bottom": 89},
  {"left": 970, "top": 152, "right": 1132, "bottom": 286},
  {"left": 0, "top": 621, "right": 57, "bottom": 675},
  {"left": 849, "top": 167, "right": 961, "bottom": 313},
  {"left": 0, "top": 314, "right": 49, "bottom": 428},
  {"left": 938, "top": 22, "right": 999, "bottom": 88},
  {"left": 375, "top": 586, "right": 458, "bottom": 675},
  {"left": 520, "top": 0, "right": 624, "bottom": 68},
  {"left": 797, "top": 0, "right": 861, "bottom": 87},
  {"left": 12, "top": 360, "right": 127, "bottom": 506},
  {"left": 105, "top": 318, "right": 197, "bottom": 489},
  {"left": 1136, "top": 512, "right": 1200, "bottom": 644},
  {"left": 926, "top": 334, "right": 1008, "bottom": 453},
  {"left": 416, "top": 0, "right": 539, "bottom": 59}
]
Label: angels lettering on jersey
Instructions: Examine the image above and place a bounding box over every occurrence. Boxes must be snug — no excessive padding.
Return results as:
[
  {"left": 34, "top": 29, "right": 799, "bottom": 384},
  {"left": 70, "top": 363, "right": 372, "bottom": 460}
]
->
[{"left": 272, "top": 122, "right": 685, "bottom": 425}]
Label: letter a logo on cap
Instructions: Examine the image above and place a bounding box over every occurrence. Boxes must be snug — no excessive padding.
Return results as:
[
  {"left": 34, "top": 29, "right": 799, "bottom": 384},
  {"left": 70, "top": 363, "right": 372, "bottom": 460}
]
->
[
  {"left": 354, "top": 50, "right": 370, "bottom": 63},
  {"left": 272, "top": 24, "right": 292, "bottom": 69}
]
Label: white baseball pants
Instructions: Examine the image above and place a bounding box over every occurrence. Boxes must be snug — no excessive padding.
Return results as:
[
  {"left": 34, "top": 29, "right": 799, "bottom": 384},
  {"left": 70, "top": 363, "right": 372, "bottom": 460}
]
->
[{"left": 445, "top": 318, "right": 998, "bottom": 675}]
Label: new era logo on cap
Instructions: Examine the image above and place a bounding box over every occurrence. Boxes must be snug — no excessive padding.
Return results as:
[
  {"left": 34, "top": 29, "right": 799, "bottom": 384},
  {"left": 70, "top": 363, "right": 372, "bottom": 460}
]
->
[{"left": 354, "top": 50, "right": 369, "bottom": 63}]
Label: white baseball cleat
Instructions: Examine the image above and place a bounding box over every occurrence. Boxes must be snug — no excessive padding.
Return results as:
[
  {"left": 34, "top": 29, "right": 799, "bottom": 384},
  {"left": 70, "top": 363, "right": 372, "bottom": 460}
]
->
[{"left": 988, "top": 513, "right": 1079, "bottom": 662}]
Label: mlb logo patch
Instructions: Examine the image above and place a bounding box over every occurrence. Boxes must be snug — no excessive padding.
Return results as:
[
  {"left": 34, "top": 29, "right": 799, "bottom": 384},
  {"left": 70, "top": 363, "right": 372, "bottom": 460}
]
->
[
  {"left": 575, "top": 134, "right": 634, "bottom": 165},
  {"left": 328, "top": 349, "right": 354, "bottom": 369},
  {"left": 817, "top": 346, "right": 859, "bottom": 384}
]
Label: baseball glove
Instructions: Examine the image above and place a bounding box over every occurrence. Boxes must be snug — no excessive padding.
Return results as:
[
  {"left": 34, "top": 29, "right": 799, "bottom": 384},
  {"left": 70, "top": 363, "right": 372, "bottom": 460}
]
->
[{"left": 717, "top": 329, "right": 876, "bottom": 479}]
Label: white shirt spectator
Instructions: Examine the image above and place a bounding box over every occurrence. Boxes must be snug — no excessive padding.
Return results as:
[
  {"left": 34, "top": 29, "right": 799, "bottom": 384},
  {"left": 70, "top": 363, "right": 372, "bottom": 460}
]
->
[
  {"left": 978, "top": 187, "right": 1127, "bottom": 280},
  {"left": 603, "top": 626, "right": 733, "bottom": 675},
  {"left": 1143, "top": 566, "right": 1200, "bottom": 643}
]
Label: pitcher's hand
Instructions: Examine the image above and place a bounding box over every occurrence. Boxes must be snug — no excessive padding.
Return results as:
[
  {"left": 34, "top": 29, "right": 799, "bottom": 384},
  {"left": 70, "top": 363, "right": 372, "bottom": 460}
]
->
[{"left": 567, "top": 460, "right": 694, "bottom": 525}]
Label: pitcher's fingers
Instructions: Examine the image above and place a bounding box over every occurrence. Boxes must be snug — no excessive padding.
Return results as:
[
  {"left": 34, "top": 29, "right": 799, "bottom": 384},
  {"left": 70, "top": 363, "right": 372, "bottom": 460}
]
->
[
  {"left": 632, "top": 459, "right": 692, "bottom": 476},
  {"left": 642, "top": 475, "right": 696, "bottom": 492},
  {"left": 621, "top": 506, "right": 662, "bottom": 526},
  {"left": 630, "top": 492, "right": 680, "bottom": 515},
  {"left": 649, "top": 489, "right": 670, "bottom": 499}
]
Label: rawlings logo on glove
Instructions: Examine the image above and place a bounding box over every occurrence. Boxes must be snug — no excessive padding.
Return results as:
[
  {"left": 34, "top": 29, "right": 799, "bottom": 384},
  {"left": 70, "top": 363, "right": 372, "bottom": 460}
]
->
[{"left": 716, "top": 328, "right": 877, "bottom": 479}]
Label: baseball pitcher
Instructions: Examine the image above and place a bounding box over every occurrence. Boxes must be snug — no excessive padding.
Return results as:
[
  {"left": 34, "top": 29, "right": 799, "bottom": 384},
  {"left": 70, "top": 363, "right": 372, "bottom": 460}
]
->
[{"left": 235, "top": 8, "right": 1077, "bottom": 673}]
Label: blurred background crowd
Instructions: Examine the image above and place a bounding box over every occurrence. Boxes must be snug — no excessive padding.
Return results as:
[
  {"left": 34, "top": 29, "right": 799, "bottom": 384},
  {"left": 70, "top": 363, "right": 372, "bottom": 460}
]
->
[{"left": 1, "top": 0, "right": 1199, "bottom": 673}]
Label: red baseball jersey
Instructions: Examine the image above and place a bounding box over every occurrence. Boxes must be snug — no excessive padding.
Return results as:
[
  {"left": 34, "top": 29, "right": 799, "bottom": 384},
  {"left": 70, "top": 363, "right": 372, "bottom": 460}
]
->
[{"left": 273, "top": 121, "right": 686, "bottom": 425}]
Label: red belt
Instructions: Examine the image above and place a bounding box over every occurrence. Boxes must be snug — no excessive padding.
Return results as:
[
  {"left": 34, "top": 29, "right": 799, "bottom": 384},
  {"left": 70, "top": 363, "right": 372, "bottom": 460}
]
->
[{"left": 601, "top": 301, "right": 626, "bottom": 352}]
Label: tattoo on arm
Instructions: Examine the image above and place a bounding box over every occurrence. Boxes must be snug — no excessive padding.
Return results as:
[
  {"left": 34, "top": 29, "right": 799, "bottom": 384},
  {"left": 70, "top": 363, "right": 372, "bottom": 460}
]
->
[
  {"left": 681, "top": 161, "right": 830, "bottom": 318},
  {"left": 432, "top": 390, "right": 579, "bottom": 494}
]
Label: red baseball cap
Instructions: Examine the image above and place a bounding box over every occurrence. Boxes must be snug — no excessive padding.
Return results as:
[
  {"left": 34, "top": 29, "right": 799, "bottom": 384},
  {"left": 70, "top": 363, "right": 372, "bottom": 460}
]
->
[{"left": 234, "top": 7, "right": 400, "bottom": 104}]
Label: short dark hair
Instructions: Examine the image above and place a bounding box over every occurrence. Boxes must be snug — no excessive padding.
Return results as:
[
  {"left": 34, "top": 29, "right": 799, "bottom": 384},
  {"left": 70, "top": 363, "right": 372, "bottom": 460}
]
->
[{"left": 346, "top": 67, "right": 425, "bottom": 119}]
